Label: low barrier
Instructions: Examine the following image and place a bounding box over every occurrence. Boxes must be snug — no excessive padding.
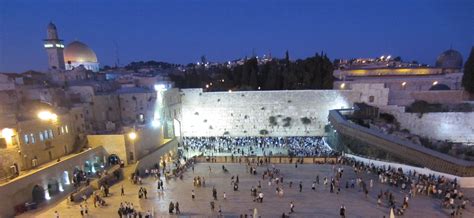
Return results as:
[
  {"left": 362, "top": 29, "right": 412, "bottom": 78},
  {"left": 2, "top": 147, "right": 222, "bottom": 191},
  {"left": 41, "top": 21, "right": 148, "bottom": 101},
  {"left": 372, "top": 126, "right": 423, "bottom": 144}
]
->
[{"left": 194, "top": 156, "right": 338, "bottom": 164}]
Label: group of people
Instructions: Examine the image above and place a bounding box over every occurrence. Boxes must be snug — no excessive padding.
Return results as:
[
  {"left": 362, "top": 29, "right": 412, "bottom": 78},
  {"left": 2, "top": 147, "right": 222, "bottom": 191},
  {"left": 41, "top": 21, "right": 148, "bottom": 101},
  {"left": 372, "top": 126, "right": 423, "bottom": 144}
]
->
[
  {"left": 117, "top": 202, "right": 152, "bottom": 218},
  {"left": 183, "top": 136, "right": 335, "bottom": 157},
  {"left": 342, "top": 157, "right": 470, "bottom": 217}
]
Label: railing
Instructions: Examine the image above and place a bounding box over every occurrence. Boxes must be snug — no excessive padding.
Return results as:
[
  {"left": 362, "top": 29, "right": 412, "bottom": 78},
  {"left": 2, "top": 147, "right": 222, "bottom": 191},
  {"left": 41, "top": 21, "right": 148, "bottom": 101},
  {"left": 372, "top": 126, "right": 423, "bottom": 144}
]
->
[
  {"left": 194, "top": 156, "right": 338, "bottom": 164},
  {"left": 328, "top": 109, "right": 474, "bottom": 176}
]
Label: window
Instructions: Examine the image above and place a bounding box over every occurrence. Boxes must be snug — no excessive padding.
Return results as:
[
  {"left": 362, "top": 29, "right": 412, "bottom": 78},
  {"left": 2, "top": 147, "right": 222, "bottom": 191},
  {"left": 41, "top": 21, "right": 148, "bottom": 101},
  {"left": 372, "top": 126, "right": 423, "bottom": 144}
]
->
[
  {"left": 39, "top": 132, "right": 44, "bottom": 141},
  {"left": 61, "top": 126, "right": 65, "bottom": 134},
  {"left": 48, "top": 129, "right": 54, "bottom": 138},
  {"left": 24, "top": 134, "right": 29, "bottom": 144},
  {"left": 65, "top": 125, "right": 69, "bottom": 133},
  {"left": 369, "top": 96, "right": 375, "bottom": 103},
  {"left": 30, "top": 133, "right": 35, "bottom": 144},
  {"left": 44, "top": 130, "right": 49, "bottom": 139}
]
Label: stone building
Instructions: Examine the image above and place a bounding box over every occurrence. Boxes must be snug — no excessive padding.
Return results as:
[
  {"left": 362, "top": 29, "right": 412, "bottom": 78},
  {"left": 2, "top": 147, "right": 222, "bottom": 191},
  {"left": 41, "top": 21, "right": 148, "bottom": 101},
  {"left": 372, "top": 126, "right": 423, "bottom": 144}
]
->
[{"left": 334, "top": 49, "right": 465, "bottom": 106}]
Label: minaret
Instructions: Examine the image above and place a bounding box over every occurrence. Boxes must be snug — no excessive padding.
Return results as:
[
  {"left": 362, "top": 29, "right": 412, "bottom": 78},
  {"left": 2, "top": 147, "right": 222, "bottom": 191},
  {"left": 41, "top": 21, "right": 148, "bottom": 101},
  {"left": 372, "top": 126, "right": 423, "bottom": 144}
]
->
[{"left": 43, "top": 22, "right": 65, "bottom": 70}]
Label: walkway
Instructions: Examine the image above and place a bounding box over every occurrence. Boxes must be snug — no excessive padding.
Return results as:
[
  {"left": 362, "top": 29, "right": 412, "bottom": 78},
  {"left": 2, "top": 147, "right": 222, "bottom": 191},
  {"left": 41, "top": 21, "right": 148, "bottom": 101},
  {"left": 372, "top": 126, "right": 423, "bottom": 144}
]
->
[{"left": 17, "top": 163, "right": 474, "bottom": 217}]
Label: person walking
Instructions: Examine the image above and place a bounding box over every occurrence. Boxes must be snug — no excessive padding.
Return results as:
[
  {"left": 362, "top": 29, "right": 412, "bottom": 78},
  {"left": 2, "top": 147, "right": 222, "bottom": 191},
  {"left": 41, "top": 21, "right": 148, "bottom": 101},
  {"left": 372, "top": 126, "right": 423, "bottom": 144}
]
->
[
  {"left": 339, "top": 204, "right": 346, "bottom": 218},
  {"left": 299, "top": 181, "right": 303, "bottom": 192},
  {"left": 54, "top": 211, "right": 59, "bottom": 218},
  {"left": 121, "top": 185, "right": 125, "bottom": 196},
  {"left": 223, "top": 192, "right": 227, "bottom": 200},
  {"left": 84, "top": 204, "right": 88, "bottom": 216},
  {"left": 192, "top": 190, "right": 195, "bottom": 200},
  {"left": 290, "top": 201, "right": 295, "bottom": 214},
  {"left": 169, "top": 201, "right": 175, "bottom": 214},
  {"left": 175, "top": 201, "right": 181, "bottom": 214},
  {"left": 213, "top": 186, "right": 218, "bottom": 200},
  {"left": 80, "top": 204, "right": 84, "bottom": 217},
  {"left": 144, "top": 188, "right": 148, "bottom": 199}
]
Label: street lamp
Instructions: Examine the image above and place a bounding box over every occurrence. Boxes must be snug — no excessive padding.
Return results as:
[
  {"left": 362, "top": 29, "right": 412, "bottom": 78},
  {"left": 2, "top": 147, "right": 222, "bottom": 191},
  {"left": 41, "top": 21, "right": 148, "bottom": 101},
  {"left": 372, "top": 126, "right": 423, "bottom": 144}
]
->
[
  {"left": 128, "top": 132, "right": 137, "bottom": 140},
  {"left": 128, "top": 131, "right": 137, "bottom": 163},
  {"left": 37, "top": 111, "right": 58, "bottom": 121}
]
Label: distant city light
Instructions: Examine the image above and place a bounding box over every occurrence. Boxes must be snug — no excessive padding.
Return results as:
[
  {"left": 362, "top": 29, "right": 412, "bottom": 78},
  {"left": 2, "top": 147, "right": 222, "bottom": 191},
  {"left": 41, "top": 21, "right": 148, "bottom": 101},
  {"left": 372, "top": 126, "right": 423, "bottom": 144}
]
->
[
  {"left": 401, "top": 82, "right": 407, "bottom": 86},
  {"left": 44, "top": 44, "right": 54, "bottom": 48},
  {"left": 258, "top": 86, "right": 261, "bottom": 90},
  {"left": 205, "top": 84, "right": 209, "bottom": 88},
  {"left": 380, "top": 55, "right": 385, "bottom": 60},
  {"left": 340, "top": 83, "right": 346, "bottom": 89},
  {"left": 386, "top": 55, "right": 391, "bottom": 60},
  {"left": 432, "top": 81, "right": 438, "bottom": 85},
  {"left": 228, "top": 90, "right": 232, "bottom": 93}
]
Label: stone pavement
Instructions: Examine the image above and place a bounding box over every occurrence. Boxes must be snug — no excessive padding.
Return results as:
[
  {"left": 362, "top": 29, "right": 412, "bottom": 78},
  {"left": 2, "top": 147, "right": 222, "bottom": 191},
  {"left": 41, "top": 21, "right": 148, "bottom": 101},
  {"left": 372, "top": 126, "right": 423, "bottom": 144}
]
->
[{"left": 17, "top": 163, "right": 474, "bottom": 218}]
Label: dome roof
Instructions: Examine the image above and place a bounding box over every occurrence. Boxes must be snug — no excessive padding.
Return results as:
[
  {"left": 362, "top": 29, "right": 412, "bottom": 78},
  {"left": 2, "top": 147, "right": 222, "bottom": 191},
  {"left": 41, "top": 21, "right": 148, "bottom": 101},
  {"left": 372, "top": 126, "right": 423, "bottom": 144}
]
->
[
  {"left": 435, "top": 49, "right": 463, "bottom": 69},
  {"left": 429, "top": 83, "right": 451, "bottom": 91},
  {"left": 64, "top": 41, "right": 98, "bottom": 63}
]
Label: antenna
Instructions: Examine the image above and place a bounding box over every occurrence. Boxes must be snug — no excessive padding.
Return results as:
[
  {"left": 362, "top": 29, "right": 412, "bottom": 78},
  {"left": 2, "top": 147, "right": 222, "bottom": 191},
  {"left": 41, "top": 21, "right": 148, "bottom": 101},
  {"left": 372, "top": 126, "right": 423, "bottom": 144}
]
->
[{"left": 114, "top": 41, "right": 120, "bottom": 67}]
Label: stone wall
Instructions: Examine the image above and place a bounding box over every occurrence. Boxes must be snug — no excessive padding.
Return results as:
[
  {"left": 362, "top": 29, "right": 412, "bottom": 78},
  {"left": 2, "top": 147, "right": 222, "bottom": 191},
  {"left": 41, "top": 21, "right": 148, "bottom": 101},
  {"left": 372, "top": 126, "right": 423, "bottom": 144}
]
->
[
  {"left": 135, "top": 139, "right": 178, "bottom": 175},
  {"left": 179, "top": 89, "right": 362, "bottom": 137},
  {"left": 88, "top": 126, "right": 165, "bottom": 164},
  {"left": 381, "top": 106, "right": 474, "bottom": 145}
]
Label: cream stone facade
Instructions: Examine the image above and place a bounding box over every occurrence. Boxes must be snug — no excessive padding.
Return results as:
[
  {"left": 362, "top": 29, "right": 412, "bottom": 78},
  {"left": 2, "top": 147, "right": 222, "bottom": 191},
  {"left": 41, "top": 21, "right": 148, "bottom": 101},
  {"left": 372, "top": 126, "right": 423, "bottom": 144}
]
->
[
  {"left": 88, "top": 126, "right": 165, "bottom": 164},
  {"left": 117, "top": 87, "right": 157, "bottom": 125},
  {"left": 170, "top": 89, "right": 368, "bottom": 137},
  {"left": 381, "top": 106, "right": 474, "bottom": 145},
  {"left": 16, "top": 113, "right": 79, "bottom": 170}
]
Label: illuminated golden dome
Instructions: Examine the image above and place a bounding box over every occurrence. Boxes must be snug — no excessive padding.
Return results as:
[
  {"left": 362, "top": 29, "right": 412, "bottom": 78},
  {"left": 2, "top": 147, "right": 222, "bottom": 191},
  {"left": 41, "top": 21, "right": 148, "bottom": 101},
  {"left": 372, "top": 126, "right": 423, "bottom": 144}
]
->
[{"left": 64, "top": 41, "right": 98, "bottom": 63}]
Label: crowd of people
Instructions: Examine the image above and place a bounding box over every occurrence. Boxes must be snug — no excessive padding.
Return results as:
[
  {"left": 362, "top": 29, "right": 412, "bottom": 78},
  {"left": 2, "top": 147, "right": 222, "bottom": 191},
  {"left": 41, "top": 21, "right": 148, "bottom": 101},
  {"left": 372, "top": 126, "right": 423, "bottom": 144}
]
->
[
  {"left": 183, "top": 136, "right": 335, "bottom": 157},
  {"left": 52, "top": 136, "right": 471, "bottom": 218},
  {"left": 341, "top": 157, "right": 470, "bottom": 217}
]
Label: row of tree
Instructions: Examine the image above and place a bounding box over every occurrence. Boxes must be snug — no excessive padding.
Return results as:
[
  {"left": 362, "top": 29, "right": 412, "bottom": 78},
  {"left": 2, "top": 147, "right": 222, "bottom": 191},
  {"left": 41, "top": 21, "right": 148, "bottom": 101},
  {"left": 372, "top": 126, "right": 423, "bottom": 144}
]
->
[
  {"left": 462, "top": 47, "right": 474, "bottom": 94},
  {"left": 169, "top": 51, "right": 335, "bottom": 91}
]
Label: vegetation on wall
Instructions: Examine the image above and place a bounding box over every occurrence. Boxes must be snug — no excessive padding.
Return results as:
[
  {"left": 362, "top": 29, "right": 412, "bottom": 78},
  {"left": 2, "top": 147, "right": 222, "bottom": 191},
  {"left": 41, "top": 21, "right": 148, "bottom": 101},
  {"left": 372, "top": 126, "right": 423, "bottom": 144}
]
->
[
  {"left": 282, "top": 117, "right": 292, "bottom": 127},
  {"left": 406, "top": 100, "right": 473, "bottom": 113},
  {"left": 269, "top": 116, "right": 278, "bottom": 126}
]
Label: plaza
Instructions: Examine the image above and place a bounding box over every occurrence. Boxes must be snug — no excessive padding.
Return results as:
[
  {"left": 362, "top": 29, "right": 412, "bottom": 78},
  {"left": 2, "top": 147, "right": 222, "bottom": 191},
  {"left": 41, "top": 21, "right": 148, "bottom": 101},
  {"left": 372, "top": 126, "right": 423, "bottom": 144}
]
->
[{"left": 17, "top": 161, "right": 474, "bottom": 217}]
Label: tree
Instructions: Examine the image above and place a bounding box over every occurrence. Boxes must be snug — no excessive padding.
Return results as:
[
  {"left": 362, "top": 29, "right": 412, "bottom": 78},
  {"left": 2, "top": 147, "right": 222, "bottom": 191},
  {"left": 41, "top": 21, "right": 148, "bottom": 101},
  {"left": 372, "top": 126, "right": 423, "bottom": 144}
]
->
[{"left": 462, "top": 47, "right": 474, "bottom": 93}]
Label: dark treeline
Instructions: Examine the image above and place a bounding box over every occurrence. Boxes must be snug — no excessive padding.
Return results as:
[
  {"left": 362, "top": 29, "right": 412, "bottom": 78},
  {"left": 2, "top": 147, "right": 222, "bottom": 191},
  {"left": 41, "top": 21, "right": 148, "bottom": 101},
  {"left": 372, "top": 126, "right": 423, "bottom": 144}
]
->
[{"left": 169, "top": 51, "right": 335, "bottom": 91}]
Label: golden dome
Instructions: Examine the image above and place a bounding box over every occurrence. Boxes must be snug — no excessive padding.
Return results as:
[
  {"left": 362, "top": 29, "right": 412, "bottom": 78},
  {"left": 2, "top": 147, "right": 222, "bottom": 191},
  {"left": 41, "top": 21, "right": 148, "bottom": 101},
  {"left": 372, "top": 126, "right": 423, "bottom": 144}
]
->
[{"left": 64, "top": 41, "right": 98, "bottom": 63}]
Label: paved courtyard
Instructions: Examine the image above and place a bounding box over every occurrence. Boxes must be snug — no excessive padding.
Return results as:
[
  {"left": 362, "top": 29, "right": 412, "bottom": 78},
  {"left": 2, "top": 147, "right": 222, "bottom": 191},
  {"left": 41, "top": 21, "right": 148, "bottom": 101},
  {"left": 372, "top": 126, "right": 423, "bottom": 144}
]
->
[{"left": 18, "top": 163, "right": 474, "bottom": 218}]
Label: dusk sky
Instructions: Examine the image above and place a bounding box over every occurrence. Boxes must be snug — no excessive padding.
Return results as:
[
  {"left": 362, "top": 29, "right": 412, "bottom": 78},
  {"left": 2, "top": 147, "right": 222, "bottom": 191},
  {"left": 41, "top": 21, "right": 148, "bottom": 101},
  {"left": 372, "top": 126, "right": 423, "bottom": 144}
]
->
[{"left": 0, "top": 0, "right": 473, "bottom": 73}]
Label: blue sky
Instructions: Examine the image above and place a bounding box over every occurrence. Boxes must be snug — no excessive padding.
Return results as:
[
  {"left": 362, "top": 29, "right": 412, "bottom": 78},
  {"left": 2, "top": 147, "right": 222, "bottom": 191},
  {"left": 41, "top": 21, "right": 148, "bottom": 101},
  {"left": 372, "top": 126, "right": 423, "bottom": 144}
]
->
[{"left": 0, "top": 0, "right": 473, "bottom": 73}]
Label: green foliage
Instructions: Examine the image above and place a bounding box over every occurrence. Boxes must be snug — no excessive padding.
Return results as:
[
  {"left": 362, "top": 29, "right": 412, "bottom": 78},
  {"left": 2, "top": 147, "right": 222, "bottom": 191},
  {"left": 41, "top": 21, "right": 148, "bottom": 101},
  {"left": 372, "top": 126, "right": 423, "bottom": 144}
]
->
[
  {"left": 407, "top": 100, "right": 473, "bottom": 113},
  {"left": 282, "top": 117, "right": 292, "bottom": 127},
  {"left": 269, "top": 116, "right": 278, "bottom": 126},
  {"left": 300, "top": 117, "right": 311, "bottom": 125},
  {"left": 259, "top": 129, "right": 269, "bottom": 135},
  {"left": 462, "top": 47, "right": 474, "bottom": 93},
  {"left": 170, "top": 52, "right": 334, "bottom": 90},
  {"left": 379, "top": 113, "right": 396, "bottom": 123},
  {"left": 125, "top": 60, "right": 178, "bottom": 71}
]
